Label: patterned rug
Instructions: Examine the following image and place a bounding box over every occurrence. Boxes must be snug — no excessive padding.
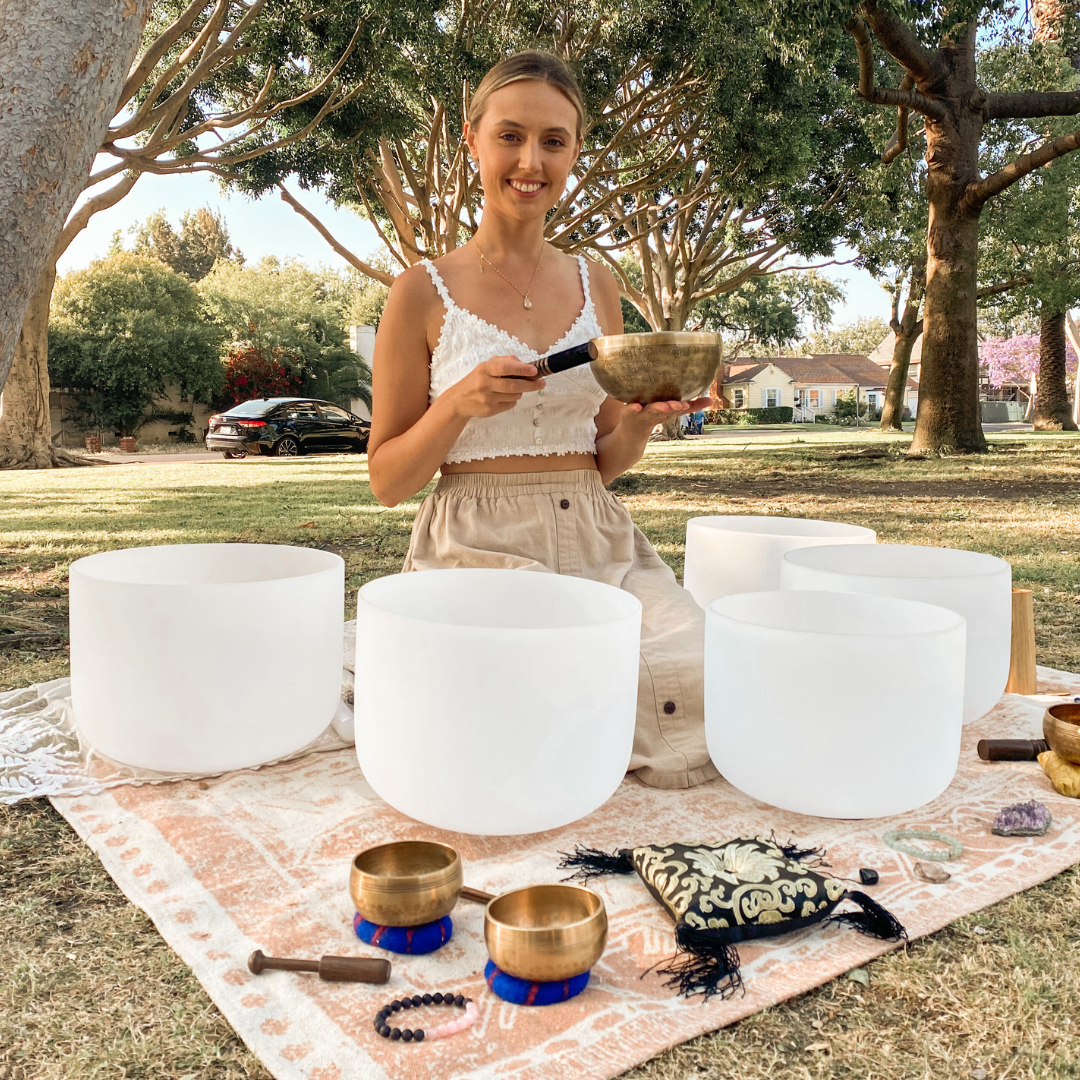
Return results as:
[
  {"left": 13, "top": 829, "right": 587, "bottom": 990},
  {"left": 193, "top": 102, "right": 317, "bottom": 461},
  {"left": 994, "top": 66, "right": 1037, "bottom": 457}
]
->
[{"left": 49, "top": 668, "right": 1080, "bottom": 1080}]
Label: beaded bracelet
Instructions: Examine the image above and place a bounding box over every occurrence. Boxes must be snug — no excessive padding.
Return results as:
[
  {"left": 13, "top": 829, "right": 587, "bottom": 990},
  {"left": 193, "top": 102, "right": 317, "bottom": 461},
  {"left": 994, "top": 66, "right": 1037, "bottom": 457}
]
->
[
  {"left": 373, "top": 992, "right": 479, "bottom": 1043},
  {"left": 881, "top": 828, "right": 964, "bottom": 862}
]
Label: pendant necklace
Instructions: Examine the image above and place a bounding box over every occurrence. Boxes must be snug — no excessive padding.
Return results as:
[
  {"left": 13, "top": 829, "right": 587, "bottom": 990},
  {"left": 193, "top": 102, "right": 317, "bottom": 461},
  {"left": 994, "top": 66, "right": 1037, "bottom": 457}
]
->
[{"left": 477, "top": 241, "right": 544, "bottom": 309}]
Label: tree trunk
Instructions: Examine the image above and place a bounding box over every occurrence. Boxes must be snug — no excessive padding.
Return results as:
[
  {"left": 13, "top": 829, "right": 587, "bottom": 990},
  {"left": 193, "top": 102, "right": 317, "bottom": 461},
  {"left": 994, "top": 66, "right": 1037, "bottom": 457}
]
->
[
  {"left": 909, "top": 31, "right": 987, "bottom": 454},
  {"left": 0, "top": 265, "right": 91, "bottom": 468},
  {"left": 880, "top": 329, "right": 918, "bottom": 432},
  {"left": 0, "top": 0, "right": 151, "bottom": 392},
  {"left": 1033, "top": 307, "right": 1079, "bottom": 430},
  {"left": 880, "top": 259, "right": 925, "bottom": 433}
]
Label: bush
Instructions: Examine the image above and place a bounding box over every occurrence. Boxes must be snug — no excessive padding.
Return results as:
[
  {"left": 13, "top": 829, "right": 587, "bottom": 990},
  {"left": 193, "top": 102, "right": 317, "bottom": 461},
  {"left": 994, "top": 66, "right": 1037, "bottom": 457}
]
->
[
  {"left": 220, "top": 345, "right": 304, "bottom": 408},
  {"left": 704, "top": 406, "right": 794, "bottom": 425}
]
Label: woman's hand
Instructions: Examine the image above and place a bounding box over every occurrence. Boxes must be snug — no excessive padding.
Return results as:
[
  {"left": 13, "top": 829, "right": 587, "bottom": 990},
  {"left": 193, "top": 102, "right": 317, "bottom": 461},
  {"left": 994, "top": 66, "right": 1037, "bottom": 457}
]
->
[
  {"left": 447, "top": 355, "right": 547, "bottom": 419},
  {"left": 620, "top": 396, "right": 712, "bottom": 433}
]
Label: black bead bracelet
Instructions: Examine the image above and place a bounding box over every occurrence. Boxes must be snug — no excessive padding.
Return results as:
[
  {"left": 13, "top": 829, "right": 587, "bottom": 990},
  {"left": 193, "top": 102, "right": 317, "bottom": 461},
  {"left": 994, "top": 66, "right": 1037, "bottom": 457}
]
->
[{"left": 373, "top": 991, "right": 478, "bottom": 1042}]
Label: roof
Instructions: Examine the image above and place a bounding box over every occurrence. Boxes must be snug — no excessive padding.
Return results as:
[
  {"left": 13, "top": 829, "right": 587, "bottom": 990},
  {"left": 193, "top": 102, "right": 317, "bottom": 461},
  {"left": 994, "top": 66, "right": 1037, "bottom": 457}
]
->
[{"left": 725, "top": 354, "right": 917, "bottom": 390}]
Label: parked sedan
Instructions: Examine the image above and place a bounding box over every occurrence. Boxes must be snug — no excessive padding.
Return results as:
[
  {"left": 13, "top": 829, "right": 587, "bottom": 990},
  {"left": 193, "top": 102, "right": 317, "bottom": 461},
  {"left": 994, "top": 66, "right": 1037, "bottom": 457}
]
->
[{"left": 206, "top": 398, "right": 370, "bottom": 458}]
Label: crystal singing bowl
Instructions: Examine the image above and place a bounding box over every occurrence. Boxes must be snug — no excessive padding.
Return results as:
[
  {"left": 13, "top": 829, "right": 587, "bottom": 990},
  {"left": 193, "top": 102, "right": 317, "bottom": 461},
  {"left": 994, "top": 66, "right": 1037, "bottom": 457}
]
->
[
  {"left": 1043, "top": 703, "right": 1080, "bottom": 764},
  {"left": 534, "top": 331, "right": 723, "bottom": 405},
  {"left": 350, "top": 841, "right": 464, "bottom": 927},
  {"left": 484, "top": 884, "right": 608, "bottom": 982}
]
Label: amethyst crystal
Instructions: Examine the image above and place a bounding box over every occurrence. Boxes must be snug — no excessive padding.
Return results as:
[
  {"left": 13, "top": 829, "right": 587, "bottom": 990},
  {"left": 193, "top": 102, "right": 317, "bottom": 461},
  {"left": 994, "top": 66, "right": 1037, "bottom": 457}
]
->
[{"left": 991, "top": 800, "right": 1051, "bottom": 837}]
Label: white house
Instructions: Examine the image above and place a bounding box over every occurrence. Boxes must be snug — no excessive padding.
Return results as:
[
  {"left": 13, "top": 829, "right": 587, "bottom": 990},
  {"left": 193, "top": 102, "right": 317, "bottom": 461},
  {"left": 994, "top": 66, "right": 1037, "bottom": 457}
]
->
[{"left": 723, "top": 354, "right": 919, "bottom": 420}]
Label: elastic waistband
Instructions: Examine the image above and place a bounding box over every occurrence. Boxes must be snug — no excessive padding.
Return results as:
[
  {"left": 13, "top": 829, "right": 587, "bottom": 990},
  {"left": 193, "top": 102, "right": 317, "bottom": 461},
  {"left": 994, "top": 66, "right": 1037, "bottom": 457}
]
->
[{"left": 433, "top": 469, "right": 605, "bottom": 497}]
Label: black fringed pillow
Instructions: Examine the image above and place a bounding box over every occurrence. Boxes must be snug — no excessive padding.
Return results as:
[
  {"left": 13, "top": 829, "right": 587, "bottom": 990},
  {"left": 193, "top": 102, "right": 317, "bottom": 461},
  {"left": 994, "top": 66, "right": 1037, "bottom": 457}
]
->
[{"left": 560, "top": 835, "right": 905, "bottom": 1000}]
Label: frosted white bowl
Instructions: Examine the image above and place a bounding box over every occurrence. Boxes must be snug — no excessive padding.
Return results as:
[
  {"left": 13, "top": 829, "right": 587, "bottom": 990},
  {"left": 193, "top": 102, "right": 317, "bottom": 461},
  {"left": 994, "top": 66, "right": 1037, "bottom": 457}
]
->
[
  {"left": 70, "top": 544, "right": 344, "bottom": 772},
  {"left": 684, "top": 515, "right": 876, "bottom": 608},
  {"left": 781, "top": 544, "right": 1012, "bottom": 724},
  {"left": 705, "top": 590, "right": 965, "bottom": 818},
  {"left": 354, "top": 569, "right": 641, "bottom": 835}
]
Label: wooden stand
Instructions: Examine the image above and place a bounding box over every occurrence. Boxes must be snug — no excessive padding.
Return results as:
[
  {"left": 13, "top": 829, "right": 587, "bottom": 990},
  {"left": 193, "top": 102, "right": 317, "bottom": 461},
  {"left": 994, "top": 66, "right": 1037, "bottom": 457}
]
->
[{"left": 1005, "top": 588, "right": 1038, "bottom": 695}]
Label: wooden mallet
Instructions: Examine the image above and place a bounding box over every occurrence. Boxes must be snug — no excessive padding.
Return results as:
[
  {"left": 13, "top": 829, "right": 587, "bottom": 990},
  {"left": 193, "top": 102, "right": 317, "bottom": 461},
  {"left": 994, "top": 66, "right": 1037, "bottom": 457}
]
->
[{"left": 248, "top": 949, "right": 391, "bottom": 984}]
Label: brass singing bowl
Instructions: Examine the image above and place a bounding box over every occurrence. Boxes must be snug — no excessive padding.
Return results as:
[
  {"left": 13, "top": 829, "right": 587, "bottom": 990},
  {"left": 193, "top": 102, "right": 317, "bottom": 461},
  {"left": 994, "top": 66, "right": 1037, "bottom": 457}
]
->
[
  {"left": 584, "top": 331, "right": 722, "bottom": 405},
  {"left": 350, "top": 841, "right": 463, "bottom": 927},
  {"left": 484, "top": 883, "right": 607, "bottom": 982},
  {"left": 1043, "top": 703, "right": 1080, "bottom": 764}
]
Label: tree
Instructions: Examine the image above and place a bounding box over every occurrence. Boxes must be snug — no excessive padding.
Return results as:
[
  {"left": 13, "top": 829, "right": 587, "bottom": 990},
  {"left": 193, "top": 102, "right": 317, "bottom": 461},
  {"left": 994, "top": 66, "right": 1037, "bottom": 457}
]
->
[
  {"left": 760, "top": 1, "right": 1080, "bottom": 452},
  {"left": 980, "top": 334, "right": 1078, "bottom": 411},
  {"left": 802, "top": 315, "right": 891, "bottom": 357},
  {"left": 244, "top": 1, "right": 873, "bottom": 337},
  {"left": 691, "top": 272, "right": 843, "bottom": 356},
  {"left": 48, "top": 255, "right": 224, "bottom": 437},
  {"left": 129, "top": 207, "right": 242, "bottom": 281},
  {"left": 1, "top": 0, "right": 404, "bottom": 468},
  {"left": 198, "top": 258, "right": 372, "bottom": 409},
  {"left": 977, "top": 4, "right": 1080, "bottom": 430},
  {"left": 0, "top": 0, "right": 151, "bottom": 397}
]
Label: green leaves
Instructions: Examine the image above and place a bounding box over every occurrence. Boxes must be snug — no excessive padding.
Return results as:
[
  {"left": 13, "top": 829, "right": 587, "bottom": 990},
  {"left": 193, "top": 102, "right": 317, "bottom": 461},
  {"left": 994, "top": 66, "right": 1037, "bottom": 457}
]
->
[{"left": 48, "top": 255, "right": 225, "bottom": 436}]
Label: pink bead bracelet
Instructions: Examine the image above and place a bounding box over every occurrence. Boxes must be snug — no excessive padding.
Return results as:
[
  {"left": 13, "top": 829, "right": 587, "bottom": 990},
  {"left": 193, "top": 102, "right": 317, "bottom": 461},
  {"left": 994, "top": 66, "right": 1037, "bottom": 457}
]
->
[{"left": 373, "top": 992, "right": 479, "bottom": 1043}]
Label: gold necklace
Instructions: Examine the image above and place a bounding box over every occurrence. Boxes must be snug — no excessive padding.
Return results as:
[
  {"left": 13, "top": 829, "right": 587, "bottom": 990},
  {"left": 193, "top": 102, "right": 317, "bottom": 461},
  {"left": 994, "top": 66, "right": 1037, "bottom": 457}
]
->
[{"left": 476, "top": 241, "right": 544, "bottom": 309}]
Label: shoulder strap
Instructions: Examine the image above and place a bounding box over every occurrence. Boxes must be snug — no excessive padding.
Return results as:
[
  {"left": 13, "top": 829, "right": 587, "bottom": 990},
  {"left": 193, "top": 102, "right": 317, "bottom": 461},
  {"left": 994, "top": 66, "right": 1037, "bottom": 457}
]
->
[
  {"left": 575, "top": 255, "right": 594, "bottom": 310},
  {"left": 421, "top": 259, "right": 453, "bottom": 307}
]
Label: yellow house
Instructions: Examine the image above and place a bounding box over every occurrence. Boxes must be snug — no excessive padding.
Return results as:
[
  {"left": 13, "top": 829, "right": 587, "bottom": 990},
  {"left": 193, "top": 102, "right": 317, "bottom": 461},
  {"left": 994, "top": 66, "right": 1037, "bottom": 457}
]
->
[{"left": 724, "top": 354, "right": 919, "bottom": 420}]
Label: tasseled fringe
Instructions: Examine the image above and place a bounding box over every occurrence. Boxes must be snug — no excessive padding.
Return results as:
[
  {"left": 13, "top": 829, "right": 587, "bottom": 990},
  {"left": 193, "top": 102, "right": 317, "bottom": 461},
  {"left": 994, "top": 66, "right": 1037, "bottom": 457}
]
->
[
  {"left": 557, "top": 845, "right": 635, "bottom": 881},
  {"left": 828, "top": 890, "right": 907, "bottom": 942},
  {"left": 646, "top": 925, "right": 744, "bottom": 1001},
  {"left": 771, "top": 831, "right": 829, "bottom": 867}
]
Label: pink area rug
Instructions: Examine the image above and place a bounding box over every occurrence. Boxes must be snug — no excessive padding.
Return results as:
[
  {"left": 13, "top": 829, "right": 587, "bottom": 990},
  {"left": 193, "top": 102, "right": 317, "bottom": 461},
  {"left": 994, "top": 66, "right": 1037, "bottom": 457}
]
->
[{"left": 51, "top": 668, "right": 1080, "bottom": 1080}]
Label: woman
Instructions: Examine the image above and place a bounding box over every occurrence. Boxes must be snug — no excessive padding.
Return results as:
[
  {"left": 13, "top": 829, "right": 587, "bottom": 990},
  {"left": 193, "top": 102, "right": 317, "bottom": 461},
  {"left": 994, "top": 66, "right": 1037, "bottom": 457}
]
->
[{"left": 368, "top": 51, "right": 716, "bottom": 789}]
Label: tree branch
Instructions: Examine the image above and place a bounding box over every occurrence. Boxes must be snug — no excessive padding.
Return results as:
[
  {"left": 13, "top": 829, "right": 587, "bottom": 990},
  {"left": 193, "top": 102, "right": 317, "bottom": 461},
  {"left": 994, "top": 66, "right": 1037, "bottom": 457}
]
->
[
  {"left": 845, "top": 18, "right": 948, "bottom": 120},
  {"left": 277, "top": 186, "right": 395, "bottom": 285},
  {"left": 858, "top": 0, "right": 942, "bottom": 85},
  {"left": 983, "top": 90, "right": 1080, "bottom": 120},
  {"left": 963, "top": 126, "right": 1080, "bottom": 212},
  {"left": 977, "top": 275, "right": 1034, "bottom": 299},
  {"left": 881, "top": 74, "right": 913, "bottom": 163},
  {"left": 54, "top": 172, "right": 141, "bottom": 259}
]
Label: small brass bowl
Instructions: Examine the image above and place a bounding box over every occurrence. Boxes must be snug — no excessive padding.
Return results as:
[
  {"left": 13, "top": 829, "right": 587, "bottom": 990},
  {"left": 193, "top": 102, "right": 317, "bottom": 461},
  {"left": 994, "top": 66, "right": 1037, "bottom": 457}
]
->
[
  {"left": 1043, "top": 703, "right": 1080, "bottom": 764},
  {"left": 484, "top": 883, "right": 607, "bottom": 982},
  {"left": 588, "top": 331, "right": 722, "bottom": 405},
  {"left": 350, "top": 841, "right": 463, "bottom": 927}
]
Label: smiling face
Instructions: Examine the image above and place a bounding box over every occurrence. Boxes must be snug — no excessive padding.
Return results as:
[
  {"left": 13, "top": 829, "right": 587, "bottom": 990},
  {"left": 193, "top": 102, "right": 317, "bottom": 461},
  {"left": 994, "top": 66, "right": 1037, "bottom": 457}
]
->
[{"left": 465, "top": 79, "right": 581, "bottom": 226}]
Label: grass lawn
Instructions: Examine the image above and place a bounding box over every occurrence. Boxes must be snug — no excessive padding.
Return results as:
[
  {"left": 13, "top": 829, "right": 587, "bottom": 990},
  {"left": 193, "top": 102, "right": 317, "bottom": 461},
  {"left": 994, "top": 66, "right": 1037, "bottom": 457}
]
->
[{"left": 2, "top": 431, "right": 1079, "bottom": 1080}]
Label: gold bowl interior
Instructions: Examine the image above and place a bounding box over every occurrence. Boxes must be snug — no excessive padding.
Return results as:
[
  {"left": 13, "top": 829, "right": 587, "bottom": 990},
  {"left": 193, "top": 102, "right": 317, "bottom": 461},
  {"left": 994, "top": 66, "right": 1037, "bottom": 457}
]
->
[
  {"left": 1044, "top": 703, "right": 1080, "bottom": 764},
  {"left": 589, "top": 331, "right": 722, "bottom": 405},
  {"left": 485, "top": 883, "right": 607, "bottom": 982},
  {"left": 350, "top": 841, "right": 463, "bottom": 927}
]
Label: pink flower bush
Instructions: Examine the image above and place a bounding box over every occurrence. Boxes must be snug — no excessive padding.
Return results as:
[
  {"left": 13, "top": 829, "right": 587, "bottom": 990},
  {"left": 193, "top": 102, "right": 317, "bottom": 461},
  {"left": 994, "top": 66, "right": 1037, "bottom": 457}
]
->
[{"left": 980, "top": 334, "right": 1078, "bottom": 388}]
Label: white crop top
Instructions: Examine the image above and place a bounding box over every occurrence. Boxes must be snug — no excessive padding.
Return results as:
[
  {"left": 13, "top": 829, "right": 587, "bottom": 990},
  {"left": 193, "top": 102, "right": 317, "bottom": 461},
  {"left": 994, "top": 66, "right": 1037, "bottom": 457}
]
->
[{"left": 422, "top": 256, "right": 605, "bottom": 465}]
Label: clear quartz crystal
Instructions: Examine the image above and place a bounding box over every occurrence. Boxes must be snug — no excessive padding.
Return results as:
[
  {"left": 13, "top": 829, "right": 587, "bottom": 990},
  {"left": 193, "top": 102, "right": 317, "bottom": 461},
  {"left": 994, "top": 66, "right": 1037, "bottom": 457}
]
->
[{"left": 523, "top": 298, "right": 532, "bottom": 309}]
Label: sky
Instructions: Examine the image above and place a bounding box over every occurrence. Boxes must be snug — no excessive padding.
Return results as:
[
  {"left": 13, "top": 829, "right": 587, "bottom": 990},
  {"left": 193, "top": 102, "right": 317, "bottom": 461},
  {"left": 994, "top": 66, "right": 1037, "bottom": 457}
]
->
[{"left": 58, "top": 167, "right": 891, "bottom": 331}]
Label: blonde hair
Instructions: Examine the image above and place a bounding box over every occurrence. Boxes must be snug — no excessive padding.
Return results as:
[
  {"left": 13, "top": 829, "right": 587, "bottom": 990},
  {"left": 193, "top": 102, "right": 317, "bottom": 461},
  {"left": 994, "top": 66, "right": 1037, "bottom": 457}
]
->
[{"left": 467, "top": 51, "right": 586, "bottom": 142}]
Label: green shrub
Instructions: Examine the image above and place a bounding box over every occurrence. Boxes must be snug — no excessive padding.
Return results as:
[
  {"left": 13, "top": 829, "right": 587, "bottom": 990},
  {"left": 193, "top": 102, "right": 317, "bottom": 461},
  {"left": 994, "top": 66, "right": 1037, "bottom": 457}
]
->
[{"left": 704, "top": 406, "right": 794, "bottom": 425}]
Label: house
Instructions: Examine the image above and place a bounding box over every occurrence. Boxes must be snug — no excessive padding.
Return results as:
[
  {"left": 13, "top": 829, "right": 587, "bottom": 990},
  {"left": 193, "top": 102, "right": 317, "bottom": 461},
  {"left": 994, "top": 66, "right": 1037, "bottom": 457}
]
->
[
  {"left": 868, "top": 332, "right": 922, "bottom": 384},
  {"left": 723, "top": 354, "right": 919, "bottom": 420}
]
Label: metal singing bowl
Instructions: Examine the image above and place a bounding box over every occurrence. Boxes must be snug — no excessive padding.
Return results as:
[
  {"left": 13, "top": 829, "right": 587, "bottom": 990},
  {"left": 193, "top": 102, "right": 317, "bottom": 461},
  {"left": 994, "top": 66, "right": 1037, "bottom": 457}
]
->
[
  {"left": 484, "top": 883, "right": 607, "bottom": 982},
  {"left": 350, "top": 841, "right": 463, "bottom": 927},
  {"left": 1043, "top": 703, "right": 1080, "bottom": 764},
  {"left": 535, "top": 331, "right": 723, "bottom": 405}
]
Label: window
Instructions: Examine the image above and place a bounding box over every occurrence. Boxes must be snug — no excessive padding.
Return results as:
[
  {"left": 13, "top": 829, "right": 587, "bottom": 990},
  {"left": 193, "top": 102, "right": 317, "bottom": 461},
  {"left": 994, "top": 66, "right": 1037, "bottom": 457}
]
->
[
  {"left": 732, "top": 388, "right": 745, "bottom": 408},
  {"left": 808, "top": 389, "right": 821, "bottom": 408},
  {"left": 320, "top": 405, "right": 352, "bottom": 421},
  {"left": 866, "top": 392, "right": 879, "bottom": 408},
  {"left": 284, "top": 403, "right": 318, "bottom": 419},
  {"left": 765, "top": 388, "right": 779, "bottom": 408}
]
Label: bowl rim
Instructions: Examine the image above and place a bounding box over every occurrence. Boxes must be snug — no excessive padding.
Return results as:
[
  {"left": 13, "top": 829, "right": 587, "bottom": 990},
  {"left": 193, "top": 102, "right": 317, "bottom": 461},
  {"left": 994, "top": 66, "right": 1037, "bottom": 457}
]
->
[
  {"left": 351, "top": 840, "right": 461, "bottom": 886},
  {"left": 1046, "top": 703, "right": 1080, "bottom": 725},
  {"left": 484, "top": 882, "right": 606, "bottom": 933},
  {"left": 591, "top": 330, "right": 722, "bottom": 351}
]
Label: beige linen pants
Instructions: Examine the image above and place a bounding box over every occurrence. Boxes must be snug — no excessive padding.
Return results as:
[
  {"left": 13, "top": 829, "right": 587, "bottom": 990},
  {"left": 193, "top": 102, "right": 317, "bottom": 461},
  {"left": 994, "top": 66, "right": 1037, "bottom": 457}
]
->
[{"left": 403, "top": 470, "right": 717, "bottom": 789}]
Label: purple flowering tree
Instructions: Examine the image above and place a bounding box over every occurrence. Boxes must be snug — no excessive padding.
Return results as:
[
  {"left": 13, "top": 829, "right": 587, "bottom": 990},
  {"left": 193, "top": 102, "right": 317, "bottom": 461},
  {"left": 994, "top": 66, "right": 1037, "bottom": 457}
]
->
[{"left": 980, "top": 334, "right": 1078, "bottom": 417}]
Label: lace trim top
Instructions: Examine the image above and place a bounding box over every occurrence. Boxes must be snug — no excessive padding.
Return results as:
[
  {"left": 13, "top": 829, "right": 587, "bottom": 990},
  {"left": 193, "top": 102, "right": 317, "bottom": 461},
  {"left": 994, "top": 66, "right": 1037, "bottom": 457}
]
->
[{"left": 422, "top": 255, "right": 605, "bottom": 464}]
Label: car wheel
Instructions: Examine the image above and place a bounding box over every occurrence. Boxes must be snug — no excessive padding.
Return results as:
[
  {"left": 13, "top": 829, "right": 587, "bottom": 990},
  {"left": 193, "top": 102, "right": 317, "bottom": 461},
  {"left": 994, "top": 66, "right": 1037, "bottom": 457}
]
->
[
  {"left": 223, "top": 450, "right": 246, "bottom": 459},
  {"left": 274, "top": 436, "right": 301, "bottom": 457}
]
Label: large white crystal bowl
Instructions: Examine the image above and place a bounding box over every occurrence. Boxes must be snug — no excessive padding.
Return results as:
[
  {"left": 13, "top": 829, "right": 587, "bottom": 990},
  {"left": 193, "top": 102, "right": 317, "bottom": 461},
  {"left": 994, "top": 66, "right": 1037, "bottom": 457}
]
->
[
  {"left": 684, "top": 515, "right": 876, "bottom": 609},
  {"left": 70, "top": 544, "right": 344, "bottom": 772},
  {"left": 705, "top": 590, "right": 965, "bottom": 818},
  {"left": 354, "top": 569, "right": 642, "bottom": 836},
  {"left": 781, "top": 544, "right": 1012, "bottom": 724}
]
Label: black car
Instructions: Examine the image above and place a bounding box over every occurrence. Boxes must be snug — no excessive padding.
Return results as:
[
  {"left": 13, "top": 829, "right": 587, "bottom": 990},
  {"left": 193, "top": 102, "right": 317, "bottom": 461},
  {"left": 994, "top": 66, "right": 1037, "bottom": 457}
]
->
[{"left": 206, "top": 398, "right": 371, "bottom": 458}]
